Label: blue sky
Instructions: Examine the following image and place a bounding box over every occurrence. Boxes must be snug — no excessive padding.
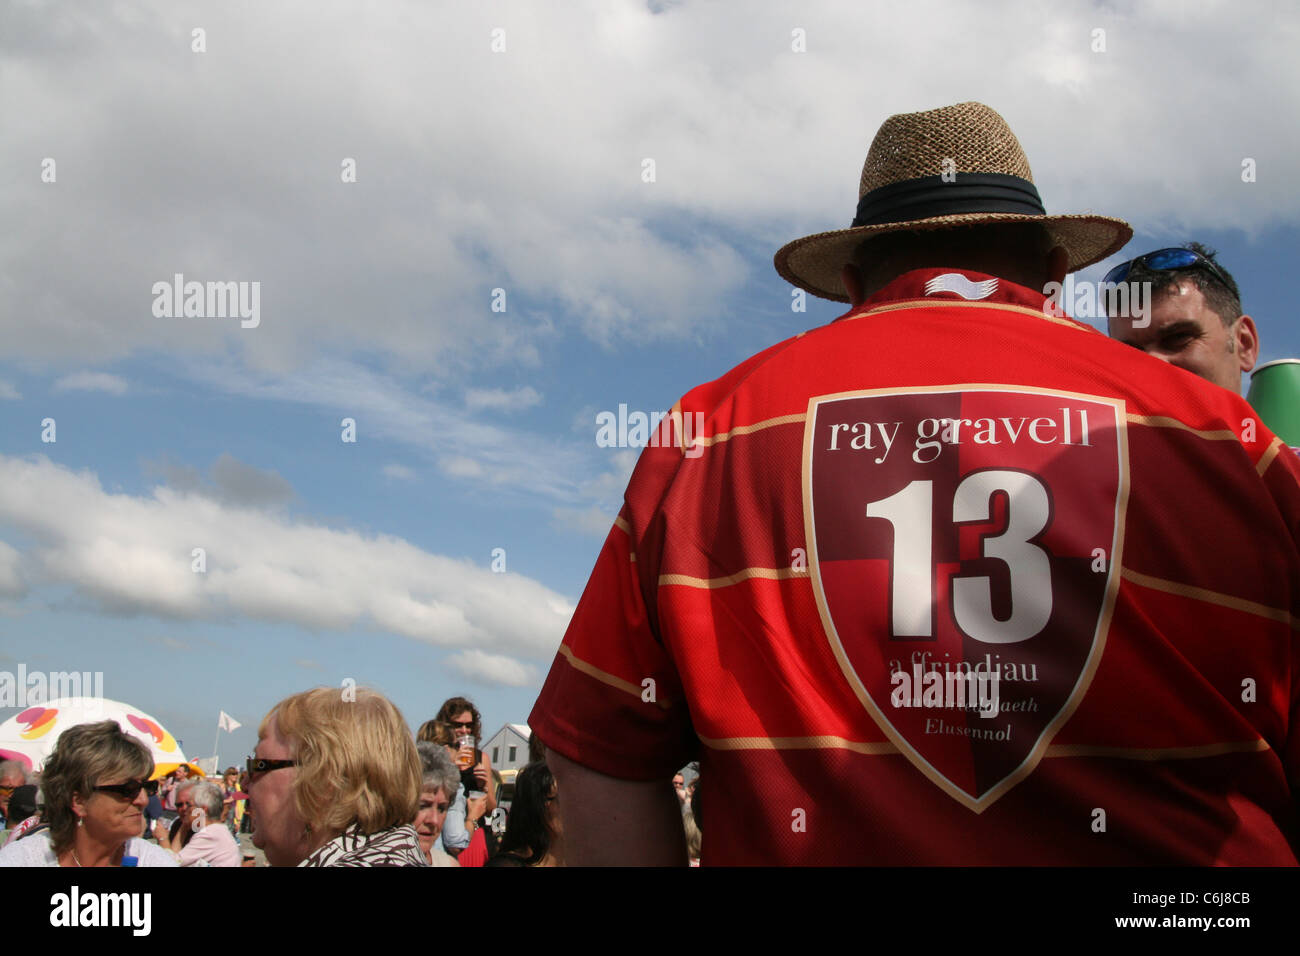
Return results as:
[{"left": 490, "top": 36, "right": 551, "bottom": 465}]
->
[{"left": 2, "top": 0, "right": 1297, "bottom": 769}]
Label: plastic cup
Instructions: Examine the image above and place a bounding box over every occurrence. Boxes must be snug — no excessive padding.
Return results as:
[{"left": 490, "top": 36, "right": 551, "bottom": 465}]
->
[{"left": 456, "top": 738, "right": 476, "bottom": 771}]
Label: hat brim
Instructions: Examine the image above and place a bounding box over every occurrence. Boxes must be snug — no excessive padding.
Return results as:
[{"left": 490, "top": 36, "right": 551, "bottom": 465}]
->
[{"left": 774, "top": 212, "right": 1133, "bottom": 303}]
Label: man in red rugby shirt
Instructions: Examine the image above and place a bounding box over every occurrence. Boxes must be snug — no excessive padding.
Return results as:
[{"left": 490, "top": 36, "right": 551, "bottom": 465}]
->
[{"left": 531, "top": 103, "right": 1300, "bottom": 865}]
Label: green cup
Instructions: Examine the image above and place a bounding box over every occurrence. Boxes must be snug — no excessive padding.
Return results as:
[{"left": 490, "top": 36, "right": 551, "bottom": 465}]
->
[{"left": 1247, "top": 359, "right": 1300, "bottom": 447}]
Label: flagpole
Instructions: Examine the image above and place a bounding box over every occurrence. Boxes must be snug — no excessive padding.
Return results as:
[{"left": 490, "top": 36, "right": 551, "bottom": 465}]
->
[{"left": 212, "top": 715, "right": 222, "bottom": 773}]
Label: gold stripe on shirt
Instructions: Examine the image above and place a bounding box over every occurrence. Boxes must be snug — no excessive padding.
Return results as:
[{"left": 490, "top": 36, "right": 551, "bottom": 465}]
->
[
  {"left": 692, "top": 413, "right": 807, "bottom": 450},
  {"left": 849, "top": 297, "right": 1088, "bottom": 331},
  {"left": 1044, "top": 740, "right": 1270, "bottom": 760},
  {"left": 700, "top": 734, "right": 898, "bottom": 755},
  {"left": 557, "top": 644, "right": 671, "bottom": 710},
  {"left": 1256, "top": 436, "right": 1283, "bottom": 476},
  {"left": 1121, "top": 567, "right": 1299, "bottom": 629},
  {"left": 659, "top": 567, "right": 809, "bottom": 589},
  {"left": 1125, "top": 413, "right": 1240, "bottom": 441}
]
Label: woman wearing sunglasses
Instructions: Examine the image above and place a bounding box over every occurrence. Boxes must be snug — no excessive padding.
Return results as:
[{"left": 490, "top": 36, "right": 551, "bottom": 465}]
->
[
  {"left": 248, "top": 686, "right": 427, "bottom": 866},
  {"left": 0, "top": 721, "right": 176, "bottom": 867}
]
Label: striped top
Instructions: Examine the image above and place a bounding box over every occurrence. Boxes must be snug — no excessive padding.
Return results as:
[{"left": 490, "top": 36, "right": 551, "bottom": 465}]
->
[
  {"left": 299, "top": 824, "right": 428, "bottom": 867},
  {"left": 530, "top": 269, "right": 1300, "bottom": 865}
]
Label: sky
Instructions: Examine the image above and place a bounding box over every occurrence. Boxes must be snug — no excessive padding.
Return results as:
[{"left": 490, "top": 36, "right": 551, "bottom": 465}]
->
[{"left": 1, "top": 0, "right": 1297, "bottom": 770}]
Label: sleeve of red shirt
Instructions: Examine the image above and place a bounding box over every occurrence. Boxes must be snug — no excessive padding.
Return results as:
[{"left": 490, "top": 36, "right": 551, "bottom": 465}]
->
[{"left": 529, "top": 428, "right": 699, "bottom": 782}]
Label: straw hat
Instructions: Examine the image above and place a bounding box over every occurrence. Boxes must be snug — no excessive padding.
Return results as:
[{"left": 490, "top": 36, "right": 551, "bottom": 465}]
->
[{"left": 773, "top": 102, "right": 1132, "bottom": 302}]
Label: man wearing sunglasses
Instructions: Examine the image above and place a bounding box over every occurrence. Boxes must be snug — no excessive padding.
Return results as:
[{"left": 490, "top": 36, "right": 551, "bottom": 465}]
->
[{"left": 1105, "top": 243, "right": 1259, "bottom": 394}]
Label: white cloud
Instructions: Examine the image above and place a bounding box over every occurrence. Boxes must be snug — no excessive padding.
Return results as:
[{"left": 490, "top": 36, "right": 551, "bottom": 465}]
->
[
  {"left": 0, "top": 381, "right": 19, "bottom": 400},
  {"left": 447, "top": 649, "right": 537, "bottom": 688},
  {"left": 53, "top": 372, "right": 128, "bottom": 395},
  {"left": 0, "top": 455, "right": 574, "bottom": 657},
  {"left": 5, "top": 2, "right": 1292, "bottom": 370},
  {"left": 181, "top": 356, "right": 642, "bottom": 520},
  {"left": 382, "top": 463, "right": 416, "bottom": 481},
  {"left": 0, "top": 541, "right": 25, "bottom": 598},
  {"left": 465, "top": 386, "right": 543, "bottom": 413},
  {"left": 182, "top": 356, "right": 587, "bottom": 504},
  {"left": 441, "top": 456, "right": 485, "bottom": 479}
]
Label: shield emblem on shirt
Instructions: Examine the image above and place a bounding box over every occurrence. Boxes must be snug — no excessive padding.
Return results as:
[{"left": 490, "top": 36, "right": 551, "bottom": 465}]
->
[{"left": 803, "top": 386, "right": 1128, "bottom": 812}]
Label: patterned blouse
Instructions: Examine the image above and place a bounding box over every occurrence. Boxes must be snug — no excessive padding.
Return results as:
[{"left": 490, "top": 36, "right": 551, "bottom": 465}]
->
[{"left": 299, "top": 824, "right": 429, "bottom": 867}]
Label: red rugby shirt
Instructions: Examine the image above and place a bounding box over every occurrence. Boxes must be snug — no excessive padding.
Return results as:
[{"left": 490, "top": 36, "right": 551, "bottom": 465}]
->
[{"left": 531, "top": 269, "right": 1300, "bottom": 865}]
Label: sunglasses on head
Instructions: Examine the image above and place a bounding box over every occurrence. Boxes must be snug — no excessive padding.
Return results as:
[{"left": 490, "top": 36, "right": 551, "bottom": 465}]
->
[
  {"left": 93, "top": 779, "right": 151, "bottom": 800},
  {"left": 1103, "top": 247, "right": 1236, "bottom": 294}
]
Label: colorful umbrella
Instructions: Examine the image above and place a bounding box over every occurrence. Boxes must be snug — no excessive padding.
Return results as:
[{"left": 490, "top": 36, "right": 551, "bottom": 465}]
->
[{"left": 0, "top": 696, "right": 200, "bottom": 778}]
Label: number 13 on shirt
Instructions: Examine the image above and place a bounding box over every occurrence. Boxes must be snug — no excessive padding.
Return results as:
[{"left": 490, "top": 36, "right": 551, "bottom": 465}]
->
[{"left": 803, "top": 386, "right": 1129, "bottom": 810}]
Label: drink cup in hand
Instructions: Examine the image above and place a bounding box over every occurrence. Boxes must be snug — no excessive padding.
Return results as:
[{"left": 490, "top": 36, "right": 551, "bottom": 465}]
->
[{"left": 456, "top": 737, "right": 476, "bottom": 770}]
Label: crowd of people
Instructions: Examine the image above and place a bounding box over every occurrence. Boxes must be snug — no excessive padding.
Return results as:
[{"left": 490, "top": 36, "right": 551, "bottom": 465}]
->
[{"left": 0, "top": 691, "right": 701, "bottom": 867}]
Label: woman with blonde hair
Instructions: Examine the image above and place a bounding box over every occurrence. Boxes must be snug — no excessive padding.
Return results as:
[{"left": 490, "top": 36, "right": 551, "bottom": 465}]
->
[
  {"left": 248, "top": 687, "right": 426, "bottom": 866},
  {"left": 0, "top": 721, "right": 175, "bottom": 867}
]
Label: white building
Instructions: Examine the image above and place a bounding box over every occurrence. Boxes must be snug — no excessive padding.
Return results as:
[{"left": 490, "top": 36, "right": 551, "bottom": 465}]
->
[{"left": 484, "top": 723, "right": 531, "bottom": 772}]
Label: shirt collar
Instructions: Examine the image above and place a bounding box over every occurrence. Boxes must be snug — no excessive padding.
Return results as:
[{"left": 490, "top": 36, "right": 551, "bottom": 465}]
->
[
  {"left": 299, "top": 823, "right": 363, "bottom": 866},
  {"left": 836, "top": 267, "right": 1065, "bottom": 322}
]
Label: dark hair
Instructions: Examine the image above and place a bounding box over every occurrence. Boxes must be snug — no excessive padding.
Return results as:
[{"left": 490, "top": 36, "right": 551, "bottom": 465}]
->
[
  {"left": 434, "top": 697, "right": 481, "bottom": 741},
  {"left": 1124, "top": 242, "right": 1242, "bottom": 327},
  {"left": 527, "top": 730, "right": 546, "bottom": 765},
  {"left": 851, "top": 222, "right": 1056, "bottom": 294},
  {"left": 496, "top": 761, "right": 556, "bottom": 865}
]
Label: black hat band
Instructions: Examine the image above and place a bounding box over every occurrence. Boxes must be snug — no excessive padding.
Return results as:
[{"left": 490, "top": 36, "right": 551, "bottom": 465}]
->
[{"left": 851, "top": 173, "right": 1046, "bottom": 228}]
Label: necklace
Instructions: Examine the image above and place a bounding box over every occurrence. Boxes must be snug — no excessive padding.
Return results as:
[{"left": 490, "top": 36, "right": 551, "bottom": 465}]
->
[{"left": 68, "top": 842, "right": 122, "bottom": 867}]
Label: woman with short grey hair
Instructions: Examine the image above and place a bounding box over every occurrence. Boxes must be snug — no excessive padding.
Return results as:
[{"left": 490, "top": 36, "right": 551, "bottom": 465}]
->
[{"left": 414, "top": 742, "right": 460, "bottom": 866}]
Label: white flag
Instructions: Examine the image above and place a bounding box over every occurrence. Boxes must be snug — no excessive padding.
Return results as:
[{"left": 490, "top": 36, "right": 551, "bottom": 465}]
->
[{"left": 218, "top": 711, "right": 242, "bottom": 732}]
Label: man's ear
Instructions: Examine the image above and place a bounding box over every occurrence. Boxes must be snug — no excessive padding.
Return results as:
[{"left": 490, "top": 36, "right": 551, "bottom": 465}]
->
[
  {"left": 1047, "top": 246, "right": 1068, "bottom": 288},
  {"left": 1234, "top": 314, "right": 1259, "bottom": 372},
  {"left": 841, "top": 263, "right": 866, "bottom": 307}
]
